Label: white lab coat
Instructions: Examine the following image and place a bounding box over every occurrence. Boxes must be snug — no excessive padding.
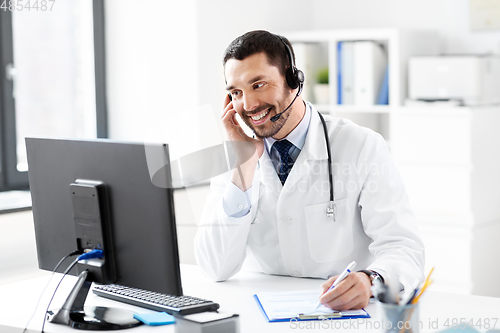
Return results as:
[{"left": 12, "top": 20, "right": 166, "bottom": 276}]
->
[{"left": 194, "top": 103, "right": 425, "bottom": 290}]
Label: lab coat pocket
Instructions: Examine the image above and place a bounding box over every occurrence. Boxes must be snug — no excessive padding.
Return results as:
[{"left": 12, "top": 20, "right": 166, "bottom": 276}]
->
[{"left": 304, "top": 198, "right": 354, "bottom": 263}]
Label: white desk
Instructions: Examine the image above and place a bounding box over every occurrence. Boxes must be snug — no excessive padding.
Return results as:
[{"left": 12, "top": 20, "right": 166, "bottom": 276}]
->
[{"left": 1, "top": 264, "right": 499, "bottom": 333}]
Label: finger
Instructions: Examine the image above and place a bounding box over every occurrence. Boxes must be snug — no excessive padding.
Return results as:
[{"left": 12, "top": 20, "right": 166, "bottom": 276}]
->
[
  {"left": 230, "top": 114, "right": 245, "bottom": 135},
  {"left": 343, "top": 289, "right": 370, "bottom": 310},
  {"left": 222, "top": 109, "right": 250, "bottom": 142},
  {"left": 222, "top": 109, "right": 239, "bottom": 131},
  {"left": 320, "top": 277, "right": 354, "bottom": 304},
  {"left": 335, "top": 293, "right": 366, "bottom": 311},
  {"left": 221, "top": 100, "right": 234, "bottom": 119},
  {"left": 351, "top": 296, "right": 370, "bottom": 310},
  {"left": 320, "top": 276, "right": 338, "bottom": 295},
  {"left": 324, "top": 275, "right": 371, "bottom": 310},
  {"left": 223, "top": 94, "right": 231, "bottom": 109},
  {"left": 324, "top": 283, "right": 359, "bottom": 310},
  {"left": 222, "top": 108, "right": 242, "bottom": 129}
]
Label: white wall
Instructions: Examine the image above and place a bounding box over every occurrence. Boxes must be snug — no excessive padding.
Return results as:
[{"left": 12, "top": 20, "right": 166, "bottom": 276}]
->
[
  {"left": 105, "top": 0, "right": 200, "bottom": 157},
  {"left": 0, "top": 212, "right": 49, "bottom": 285}
]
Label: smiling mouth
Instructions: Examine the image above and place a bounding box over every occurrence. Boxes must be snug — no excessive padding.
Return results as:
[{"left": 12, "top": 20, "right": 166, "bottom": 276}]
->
[{"left": 250, "top": 108, "right": 271, "bottom": 121}]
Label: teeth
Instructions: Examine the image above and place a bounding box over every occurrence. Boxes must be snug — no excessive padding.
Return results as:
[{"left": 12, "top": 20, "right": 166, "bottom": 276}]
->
[{"left": 251, "top": 109, "right": 270, "bottom": 121}]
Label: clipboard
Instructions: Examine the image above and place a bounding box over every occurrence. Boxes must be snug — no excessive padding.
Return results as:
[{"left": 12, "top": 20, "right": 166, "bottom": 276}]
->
[{"left": 253, "top": 290, "right": 370, "bottom": 322}]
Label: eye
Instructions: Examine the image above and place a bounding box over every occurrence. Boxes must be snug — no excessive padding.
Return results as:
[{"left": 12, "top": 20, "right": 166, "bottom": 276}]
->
[
  {"left": 230, "top": 90, "right": 241, "bottom": 98},
  {"left": 253, "top": 83, "right": 265, "bottom": 89}
]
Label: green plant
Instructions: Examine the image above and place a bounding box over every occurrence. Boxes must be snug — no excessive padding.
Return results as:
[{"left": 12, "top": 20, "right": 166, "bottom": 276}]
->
[{"left": 316, "top": 67, "right": 329, "bottom": 84}]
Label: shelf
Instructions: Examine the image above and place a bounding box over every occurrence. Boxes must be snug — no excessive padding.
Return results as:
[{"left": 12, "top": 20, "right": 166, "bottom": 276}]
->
[
  {"left": 287, "top": 28, "right": 440, "bottom": 108},
  {"left": 285, "top": 28, "right": 405, "bottom": 43},
  {"left": 313, "top": 104, "right": 394, "bottom": 116},
  {"left": 316, "top": 104, "right": 393, "bottom": 114},
  {"left": 331, "top": 105, "right": 393, "bottom": 114},
  {"left": 317, "top": 105, "right": 488, "bottom": 115}
]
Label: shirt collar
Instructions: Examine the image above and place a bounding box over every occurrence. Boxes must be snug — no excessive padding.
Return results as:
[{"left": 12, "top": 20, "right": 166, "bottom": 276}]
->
[{"left": 264, "top": 101, "right": 312, "bottom": 154}]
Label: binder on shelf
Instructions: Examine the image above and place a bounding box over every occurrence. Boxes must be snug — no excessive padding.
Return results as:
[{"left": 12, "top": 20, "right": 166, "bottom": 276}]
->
[
  {"left": 376, "top": 67, "right": 389, "bottom": 105},
  {"left": 337, "top": 40, "right": 388, "bottom": 106},
  {"left": 353, "top": 41, "right": 387, "bottom": 106},
  {"left": 337, "top": 41, "right": 355, "bottom": 105},
  {"left": 337, "top": 42, "right": 342, "bottom": 105}
]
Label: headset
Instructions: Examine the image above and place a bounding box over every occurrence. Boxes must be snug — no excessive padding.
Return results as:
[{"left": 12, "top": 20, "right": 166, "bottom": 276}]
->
[{"left": 227, "top": 33, "right": 336, "bottom": 220}]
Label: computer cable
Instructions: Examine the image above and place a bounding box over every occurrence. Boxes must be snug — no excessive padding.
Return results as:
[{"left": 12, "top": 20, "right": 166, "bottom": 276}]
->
[
  {"left": 22, "top": 249, "right": 83, "bottom": 333},
  {"left": 40, "top": 249, "right": 103, "bottom": 333}
]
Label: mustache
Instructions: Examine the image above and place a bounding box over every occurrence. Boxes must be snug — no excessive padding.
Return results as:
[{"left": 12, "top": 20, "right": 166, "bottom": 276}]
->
[{"left": 243, "top": 104, "right": 273, "bottom": 116}]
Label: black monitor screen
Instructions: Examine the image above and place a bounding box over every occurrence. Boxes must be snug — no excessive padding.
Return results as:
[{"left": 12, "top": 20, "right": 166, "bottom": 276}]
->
[{"left": 26, "top": 137, "right": 182, "bottom": 296}]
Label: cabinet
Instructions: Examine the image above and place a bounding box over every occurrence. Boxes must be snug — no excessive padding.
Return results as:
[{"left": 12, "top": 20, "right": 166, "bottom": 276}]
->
[
  {"left": 391, "top": 106, "right": 500, "bottom": 296},
  {"left": 287, "top": 29, "right": 500, "bottom": 296}
]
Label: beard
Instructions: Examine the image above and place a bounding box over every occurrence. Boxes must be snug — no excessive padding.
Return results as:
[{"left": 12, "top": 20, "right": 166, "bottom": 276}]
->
[{"left": 240, "top": 90, "right": 292, "bottom": 139}]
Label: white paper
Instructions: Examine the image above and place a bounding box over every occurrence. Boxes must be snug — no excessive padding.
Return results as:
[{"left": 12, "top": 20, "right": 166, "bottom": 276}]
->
[{"left": 256, "top": 289, "right": 367, "bottom": 321}]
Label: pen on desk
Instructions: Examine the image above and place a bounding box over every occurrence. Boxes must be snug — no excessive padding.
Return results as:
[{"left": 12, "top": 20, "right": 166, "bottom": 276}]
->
[{"left": 315, "top": 261, "right": 356, "bottom": 311}]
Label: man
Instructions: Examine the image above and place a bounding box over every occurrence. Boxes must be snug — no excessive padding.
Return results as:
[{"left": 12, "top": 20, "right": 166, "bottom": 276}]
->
[{"left": 194, "top": 30, "right": 424, "bottom": 311}]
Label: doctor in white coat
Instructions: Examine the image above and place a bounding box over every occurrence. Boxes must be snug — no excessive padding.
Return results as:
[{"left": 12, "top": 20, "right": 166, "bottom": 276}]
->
[{"left": 194, "top": 30, "right": 424, "bottom": 311}]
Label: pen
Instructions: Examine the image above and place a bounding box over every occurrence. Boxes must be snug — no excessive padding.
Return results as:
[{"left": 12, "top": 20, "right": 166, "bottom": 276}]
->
[
  {"left": 411, "top": 267, "right": 434, "bottom": 305},
  {"left": 314, "top": 261, "right": 356, "bottom": 310}
]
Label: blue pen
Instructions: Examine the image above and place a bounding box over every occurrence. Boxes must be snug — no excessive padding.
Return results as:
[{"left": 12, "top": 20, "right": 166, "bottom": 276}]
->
[{"left": 315, "top": 261, "right": 357, "bottom": 311}]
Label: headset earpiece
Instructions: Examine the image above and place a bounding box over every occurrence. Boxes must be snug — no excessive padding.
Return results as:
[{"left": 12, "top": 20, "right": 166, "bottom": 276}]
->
[
  {"left": 286, "top": 67, "right": 304, "bottom": 90},
  {"left": 275, "top": 34, "right": 305, "bottom": 91}
]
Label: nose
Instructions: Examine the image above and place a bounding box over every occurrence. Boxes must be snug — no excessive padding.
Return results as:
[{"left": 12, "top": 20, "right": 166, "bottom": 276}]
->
[{"left": 241, "top": 91, "right": 259, "bottom": 112}]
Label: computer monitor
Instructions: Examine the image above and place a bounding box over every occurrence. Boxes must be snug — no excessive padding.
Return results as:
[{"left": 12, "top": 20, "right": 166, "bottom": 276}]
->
[{"left": 26, "top": 137, "right": 182, "bottom": 328}]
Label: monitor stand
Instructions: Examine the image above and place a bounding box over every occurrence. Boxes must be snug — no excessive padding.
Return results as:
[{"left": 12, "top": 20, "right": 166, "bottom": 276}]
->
[{"left": 48, "top": 270, "right": 142, "bottom": 330}]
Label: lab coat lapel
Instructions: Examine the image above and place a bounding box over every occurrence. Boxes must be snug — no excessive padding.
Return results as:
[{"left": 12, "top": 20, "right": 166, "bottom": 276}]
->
[
  {"left": 282, "top": 149, "right": 310, "bottom": 191},
  {"left": 282, "top": 107, "right": 328, "bottom": 191},
  {"left": 257, "top": 147, "right": 282, "bottom": 198},
  {"left": 302, "top": 106, "right": 329, "bottom": 162}
]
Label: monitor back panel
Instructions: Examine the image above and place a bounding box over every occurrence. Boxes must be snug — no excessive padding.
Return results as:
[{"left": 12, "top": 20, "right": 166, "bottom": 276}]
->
[{"left": 26, "top": 138, "right": 182, "bottom": 296}]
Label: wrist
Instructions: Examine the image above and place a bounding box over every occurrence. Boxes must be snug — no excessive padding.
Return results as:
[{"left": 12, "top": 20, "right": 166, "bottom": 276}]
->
[
  {"left": 358, "top": 270, "right": 384, "bottom": 286},
  {"left": 231, "top": 157, "right": 258, "bottom": 192}
]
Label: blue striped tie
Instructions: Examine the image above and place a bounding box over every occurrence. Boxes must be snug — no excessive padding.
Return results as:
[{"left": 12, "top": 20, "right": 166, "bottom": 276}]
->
[{"left": 273, "top": 140, "right": 294, "bottom": 185}]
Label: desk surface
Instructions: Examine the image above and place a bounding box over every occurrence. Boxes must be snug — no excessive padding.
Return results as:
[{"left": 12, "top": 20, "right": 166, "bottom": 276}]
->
[{"left": 1, "top": 264, "right": 499, "bottom": 333}]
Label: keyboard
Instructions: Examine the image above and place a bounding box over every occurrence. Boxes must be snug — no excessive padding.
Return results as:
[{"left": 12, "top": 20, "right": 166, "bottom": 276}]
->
[{"left": 93, "top": 284, "right": 220, "bottom": 316}]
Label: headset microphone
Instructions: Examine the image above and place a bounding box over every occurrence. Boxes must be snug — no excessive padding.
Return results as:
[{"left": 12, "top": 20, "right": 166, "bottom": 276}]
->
[{"left": 270, "top": 84, "right": 302, "bottom": 122}]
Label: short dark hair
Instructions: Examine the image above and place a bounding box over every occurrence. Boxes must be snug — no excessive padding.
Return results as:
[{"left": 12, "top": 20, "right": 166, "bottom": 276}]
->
[{"left": 223, "top": 30, "right": 295, "bottom": 77}]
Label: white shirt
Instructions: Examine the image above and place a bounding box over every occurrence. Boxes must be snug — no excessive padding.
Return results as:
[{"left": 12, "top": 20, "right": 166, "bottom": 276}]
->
[{"left": 265, "top": 101, "right": 312, "bottom": 172}]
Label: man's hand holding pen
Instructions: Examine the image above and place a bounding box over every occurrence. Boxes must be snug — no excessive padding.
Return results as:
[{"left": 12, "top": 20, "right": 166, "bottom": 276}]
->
[
  {"left": 317, "top": 261, "right": 371, "bottom": 311},
  {"left": 319, "top": 272, "right": 372, "bottom": 311}
]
